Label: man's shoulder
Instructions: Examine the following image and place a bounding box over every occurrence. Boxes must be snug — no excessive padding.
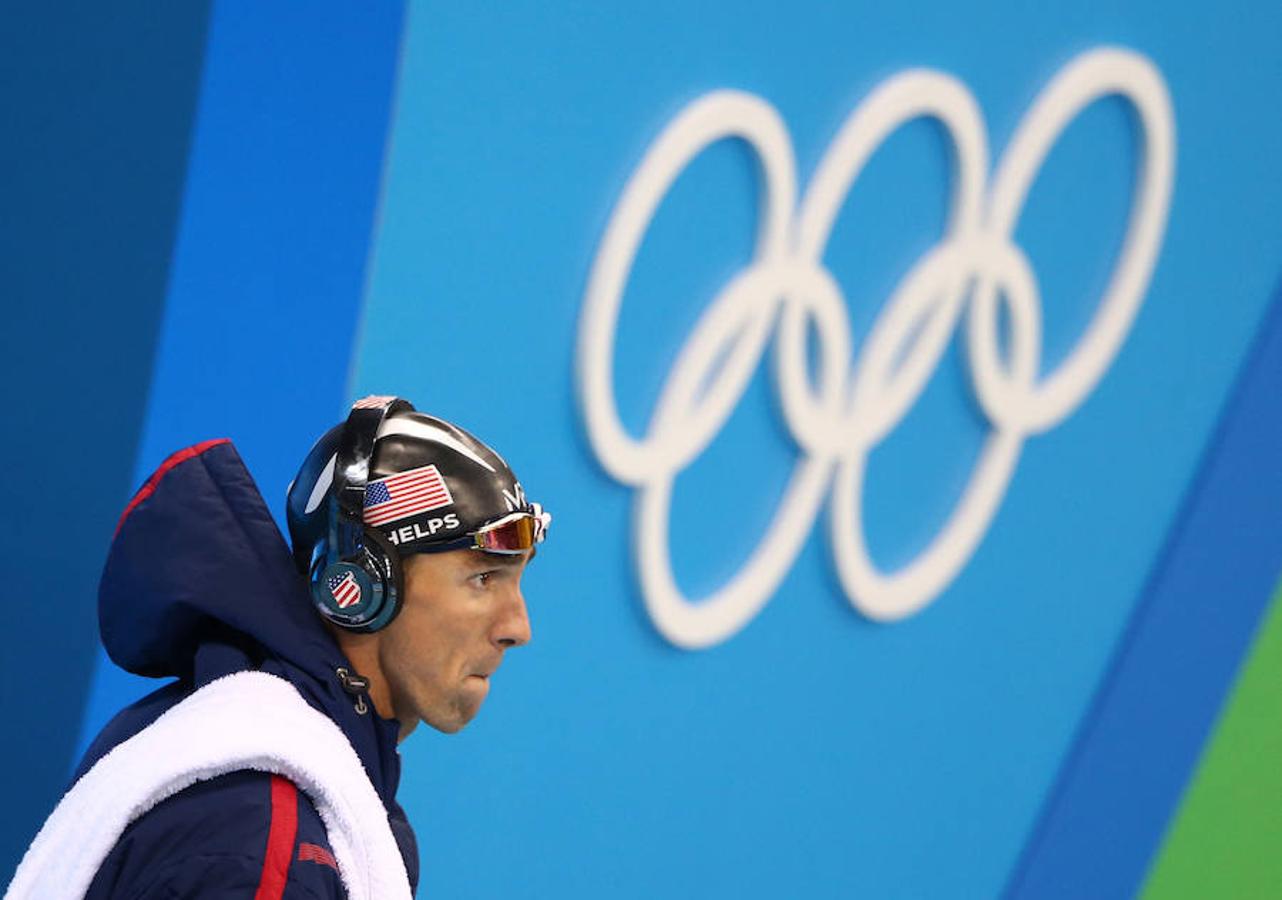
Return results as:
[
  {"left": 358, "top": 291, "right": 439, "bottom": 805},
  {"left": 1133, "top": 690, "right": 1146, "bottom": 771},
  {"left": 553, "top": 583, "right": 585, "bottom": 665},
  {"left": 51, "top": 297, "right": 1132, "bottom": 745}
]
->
[{"left": 86, "top": 770, "right": 346, "bottom": 899}]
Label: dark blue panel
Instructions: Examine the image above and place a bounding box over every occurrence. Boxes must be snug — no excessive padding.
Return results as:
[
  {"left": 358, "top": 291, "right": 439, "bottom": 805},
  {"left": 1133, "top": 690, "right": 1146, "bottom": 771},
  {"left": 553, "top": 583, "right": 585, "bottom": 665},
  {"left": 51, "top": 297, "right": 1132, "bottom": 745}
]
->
[
  {"left": 1005, "top": 280, "right": 1282, "bottom": 898},
  {"left": 0, "top": 1, "right": 212, "bottom": 879},
  {"left": 71, "top": 1, "right": 408, "bottom": 761}
]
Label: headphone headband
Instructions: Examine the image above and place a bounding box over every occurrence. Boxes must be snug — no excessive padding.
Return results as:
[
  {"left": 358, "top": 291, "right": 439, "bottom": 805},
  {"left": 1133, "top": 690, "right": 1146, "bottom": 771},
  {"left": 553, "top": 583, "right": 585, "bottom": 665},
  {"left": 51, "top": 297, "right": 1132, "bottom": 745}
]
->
[{"left": 334, "top": 396, "right": 415, "bottom": 525}]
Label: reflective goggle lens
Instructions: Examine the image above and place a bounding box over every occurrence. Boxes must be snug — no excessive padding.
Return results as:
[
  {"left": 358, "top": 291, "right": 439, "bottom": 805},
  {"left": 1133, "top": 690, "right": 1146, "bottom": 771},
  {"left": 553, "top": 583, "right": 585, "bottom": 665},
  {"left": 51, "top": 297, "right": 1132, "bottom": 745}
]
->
[{"left": 470, "top": 512, "right": 543, "bottom": 554}]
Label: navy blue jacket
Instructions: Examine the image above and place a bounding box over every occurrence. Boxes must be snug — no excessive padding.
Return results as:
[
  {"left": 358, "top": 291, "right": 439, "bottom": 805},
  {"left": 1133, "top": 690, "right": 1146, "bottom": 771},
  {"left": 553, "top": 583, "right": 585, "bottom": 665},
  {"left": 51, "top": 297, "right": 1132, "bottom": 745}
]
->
[{"left": 72, "top": 439, "right": 419, "bottom": 898}]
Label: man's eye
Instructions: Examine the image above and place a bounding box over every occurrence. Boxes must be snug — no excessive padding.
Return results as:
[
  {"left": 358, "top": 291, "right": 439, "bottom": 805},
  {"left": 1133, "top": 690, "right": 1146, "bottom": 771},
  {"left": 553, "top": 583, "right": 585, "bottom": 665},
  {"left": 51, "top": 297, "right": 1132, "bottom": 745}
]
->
[{"left": 472, "top": 571, "right": 494, "bottom": 587}]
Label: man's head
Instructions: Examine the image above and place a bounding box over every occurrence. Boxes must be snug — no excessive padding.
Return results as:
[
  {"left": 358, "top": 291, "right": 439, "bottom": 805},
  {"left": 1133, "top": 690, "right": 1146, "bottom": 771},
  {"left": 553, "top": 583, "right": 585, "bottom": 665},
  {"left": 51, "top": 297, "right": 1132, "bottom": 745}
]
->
[{"left": 286, "top": 396, "right": 548, "bottom": 737}]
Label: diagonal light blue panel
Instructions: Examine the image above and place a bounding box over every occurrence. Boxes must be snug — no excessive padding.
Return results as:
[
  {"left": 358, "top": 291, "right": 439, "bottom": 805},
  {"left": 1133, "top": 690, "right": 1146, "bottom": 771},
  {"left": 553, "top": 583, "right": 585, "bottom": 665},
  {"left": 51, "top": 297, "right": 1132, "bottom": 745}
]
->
[
  {"left": 73, "top": 0, "right": 407, "bottom": 761},
  {"left": 350, "top": 3, "right": 1282, "bottom": 898}
]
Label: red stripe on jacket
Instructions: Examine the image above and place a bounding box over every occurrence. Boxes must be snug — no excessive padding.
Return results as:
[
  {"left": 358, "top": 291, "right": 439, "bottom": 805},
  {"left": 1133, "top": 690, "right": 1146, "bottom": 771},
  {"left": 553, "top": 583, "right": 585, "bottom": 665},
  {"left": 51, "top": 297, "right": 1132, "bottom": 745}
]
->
[
  {"left": 254, "top": 775, "right": 299, "bottom": 900},
  {"left": 114, "top": 438, "right": 231, "bottom": 536},
  {"left": 298, "top": 842, "right": 339, "bottom": 872}
]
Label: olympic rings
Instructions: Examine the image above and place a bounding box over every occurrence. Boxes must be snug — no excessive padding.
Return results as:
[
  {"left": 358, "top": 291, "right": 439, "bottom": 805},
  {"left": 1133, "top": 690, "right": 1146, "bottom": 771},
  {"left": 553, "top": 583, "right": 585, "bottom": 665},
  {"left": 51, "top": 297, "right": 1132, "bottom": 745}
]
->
[{"left": 578, "top": 48, "right": 1175, "bottom": 648}]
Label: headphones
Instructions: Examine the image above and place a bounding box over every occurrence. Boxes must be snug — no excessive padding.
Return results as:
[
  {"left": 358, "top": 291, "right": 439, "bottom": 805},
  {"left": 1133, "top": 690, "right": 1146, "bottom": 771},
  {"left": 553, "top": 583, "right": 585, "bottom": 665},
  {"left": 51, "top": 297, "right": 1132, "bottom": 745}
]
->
[{"left": 309, "top": 396, "right": 415, "bottom": 632}]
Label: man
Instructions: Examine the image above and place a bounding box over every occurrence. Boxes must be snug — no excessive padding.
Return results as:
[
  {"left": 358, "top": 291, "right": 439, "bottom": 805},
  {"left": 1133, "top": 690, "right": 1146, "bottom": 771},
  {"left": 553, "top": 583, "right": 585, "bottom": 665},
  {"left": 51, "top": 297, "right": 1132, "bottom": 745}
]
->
[{"left": 7, "top": 396, "right": 547, "bottom": 898}]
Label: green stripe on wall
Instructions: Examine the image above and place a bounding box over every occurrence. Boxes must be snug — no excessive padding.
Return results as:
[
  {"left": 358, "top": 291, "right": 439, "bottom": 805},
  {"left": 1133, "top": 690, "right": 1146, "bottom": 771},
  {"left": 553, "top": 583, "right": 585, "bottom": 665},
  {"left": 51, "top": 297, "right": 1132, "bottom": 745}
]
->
[{"left": 1141, "top": 578, "right": 1282, "bottom": 898}]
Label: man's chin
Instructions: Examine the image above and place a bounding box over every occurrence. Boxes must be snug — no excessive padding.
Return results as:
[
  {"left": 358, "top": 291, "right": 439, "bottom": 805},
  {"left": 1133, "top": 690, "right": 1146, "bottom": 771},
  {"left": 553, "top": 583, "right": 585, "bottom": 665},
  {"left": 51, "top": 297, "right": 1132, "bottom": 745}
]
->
[{"left": 424, "top": 699, "right": 482, "bottom": 734}]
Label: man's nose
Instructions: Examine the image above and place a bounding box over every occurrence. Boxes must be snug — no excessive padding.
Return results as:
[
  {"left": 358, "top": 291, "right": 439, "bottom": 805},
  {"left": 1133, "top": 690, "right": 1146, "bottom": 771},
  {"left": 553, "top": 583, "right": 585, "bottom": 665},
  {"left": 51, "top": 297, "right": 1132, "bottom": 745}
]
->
[{"left": 494, "top": 589, "right": 531, "bottom": 649}]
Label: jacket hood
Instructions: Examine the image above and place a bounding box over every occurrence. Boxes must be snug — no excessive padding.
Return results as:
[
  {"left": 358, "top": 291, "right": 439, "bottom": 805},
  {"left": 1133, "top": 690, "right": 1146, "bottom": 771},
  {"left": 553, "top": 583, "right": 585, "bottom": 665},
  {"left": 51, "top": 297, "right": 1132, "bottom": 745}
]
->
[{"left": 100, "top": 439, "right": 338, "bottom": 682}]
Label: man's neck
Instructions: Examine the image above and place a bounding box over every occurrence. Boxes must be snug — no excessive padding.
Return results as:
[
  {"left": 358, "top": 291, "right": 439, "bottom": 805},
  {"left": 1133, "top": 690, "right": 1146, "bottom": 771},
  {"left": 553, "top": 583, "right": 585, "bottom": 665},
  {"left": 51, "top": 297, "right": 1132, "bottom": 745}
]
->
[{"left": 328, "top": 628, "right": 415, "bottom": 742}]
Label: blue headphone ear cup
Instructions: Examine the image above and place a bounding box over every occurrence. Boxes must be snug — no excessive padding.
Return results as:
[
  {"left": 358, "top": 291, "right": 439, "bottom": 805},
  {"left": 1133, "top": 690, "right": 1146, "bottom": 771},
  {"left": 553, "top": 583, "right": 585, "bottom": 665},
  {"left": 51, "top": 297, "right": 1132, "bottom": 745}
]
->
[
  {"left": 312, "top": 558, "right": 381, "bottom": 627},
  {"left": 356, "top": 526, "right": 404, "bottom": 632}
]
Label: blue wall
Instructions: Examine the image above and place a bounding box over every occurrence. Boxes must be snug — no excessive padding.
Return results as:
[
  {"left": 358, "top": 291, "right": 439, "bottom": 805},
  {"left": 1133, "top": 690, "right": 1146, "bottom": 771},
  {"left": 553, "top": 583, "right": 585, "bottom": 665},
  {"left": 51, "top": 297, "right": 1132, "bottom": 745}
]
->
[
  {"left": 353, "top": 4, "right": 1282, "bottom": 896},
  {"left": 0, "top": 1, "right": 212, "bottom": 876},
  {"left": 72, "top": 0, "right": 407, "bottom": 760}
]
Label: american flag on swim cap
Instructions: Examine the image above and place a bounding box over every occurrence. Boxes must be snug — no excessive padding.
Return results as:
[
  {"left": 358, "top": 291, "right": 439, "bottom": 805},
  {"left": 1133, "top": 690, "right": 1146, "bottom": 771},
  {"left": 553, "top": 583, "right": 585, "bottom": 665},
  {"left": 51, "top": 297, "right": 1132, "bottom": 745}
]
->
[
  {"left": 352, "top": 395, "right": 396, "bottom": 410},
  {"left": 327, "top": 571, "right": 361, "bottom": 609},
  {"left": 364, "top": 464, "right": 454, "bottom": 526}
]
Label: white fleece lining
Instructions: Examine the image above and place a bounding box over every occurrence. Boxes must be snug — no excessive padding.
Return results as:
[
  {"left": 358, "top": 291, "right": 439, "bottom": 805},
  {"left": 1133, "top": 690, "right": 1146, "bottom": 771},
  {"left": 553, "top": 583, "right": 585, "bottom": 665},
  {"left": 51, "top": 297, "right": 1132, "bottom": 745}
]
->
[{"left": 5, "top": 672, "right": 410, "bottom": 900}]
